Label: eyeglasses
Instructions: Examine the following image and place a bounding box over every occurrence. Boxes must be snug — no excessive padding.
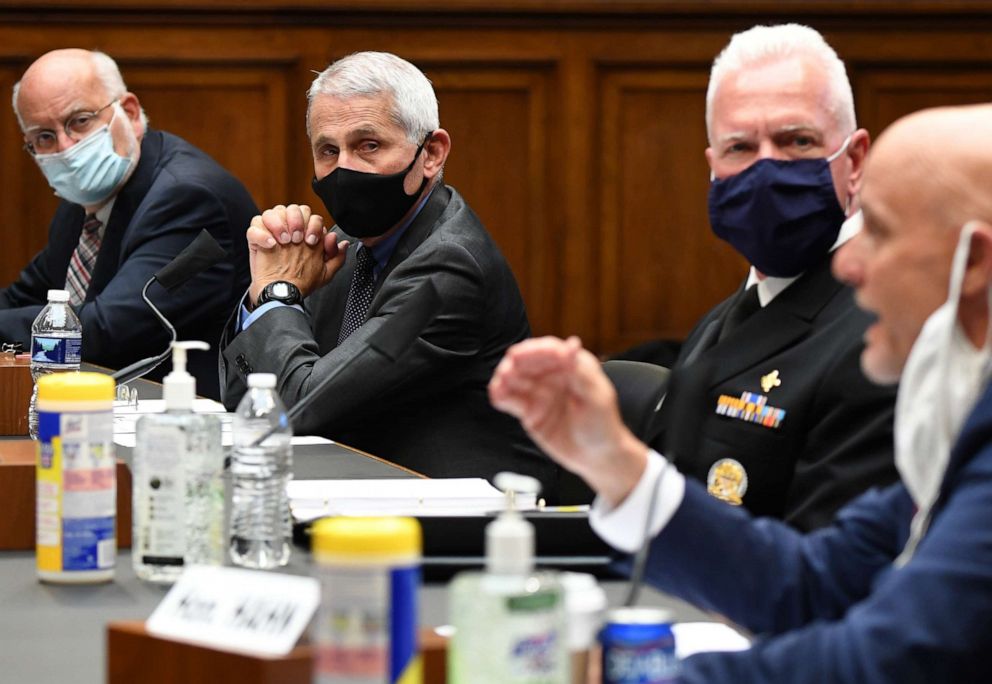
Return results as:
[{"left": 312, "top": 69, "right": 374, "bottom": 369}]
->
[{"left": 22, "top": 99, "right": 118, "bottom": 156}]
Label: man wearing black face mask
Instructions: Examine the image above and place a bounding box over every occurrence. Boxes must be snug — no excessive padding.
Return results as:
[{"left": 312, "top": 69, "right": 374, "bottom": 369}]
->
[
  {"left": 218, "top": 51, "right": 558, "bottom": 499},
  {"left": 643, "top": 24, "right": 898, "bottom": 531}
]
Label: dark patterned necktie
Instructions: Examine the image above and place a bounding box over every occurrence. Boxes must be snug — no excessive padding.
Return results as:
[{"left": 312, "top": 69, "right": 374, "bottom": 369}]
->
[
  {"left": 718, "top": 284, "right": 761, "bottom": 342},
  {"left": 337, "top": 246, "right": 377, "bottom": 344},
  {"left": 65, "top": 214, "right": 103, "bottom": 307}
]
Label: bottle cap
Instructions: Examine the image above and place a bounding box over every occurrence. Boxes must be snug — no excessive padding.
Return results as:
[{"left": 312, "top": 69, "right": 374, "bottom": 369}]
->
[
  {"left": 163, "top": 341, "right": 209, "bottom": 410},
  {"left": 46, "top": 289, "right": 69, "bottom": 303},
  {"left": 247, "top": 373, "right": 276, "bottom": 389},
  {"left": 312, "top": 517, "right": 422, "bottom": 560},
  {"left": 486, "top": 472, "right": 541, "bottom": 575},
  {"left": 37, "top": 371, "right": 114, "bottom": 402}
]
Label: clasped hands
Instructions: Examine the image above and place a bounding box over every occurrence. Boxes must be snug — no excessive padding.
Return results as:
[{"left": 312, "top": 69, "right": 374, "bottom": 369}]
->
[{"left": 247, "top": 204, "right": 349, "bottom": 305}]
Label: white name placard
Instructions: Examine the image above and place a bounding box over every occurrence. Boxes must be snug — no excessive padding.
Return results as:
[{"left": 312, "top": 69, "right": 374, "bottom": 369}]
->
[{"left": 146, "top": 565, "right": 320, "bottom": 657}]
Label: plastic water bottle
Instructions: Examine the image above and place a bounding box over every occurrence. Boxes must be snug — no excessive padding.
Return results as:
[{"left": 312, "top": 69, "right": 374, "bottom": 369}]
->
[
  {"left": 29, "top": 289, "right": 82, "bottom": 440},
  {"left": 229, "top": 373, "right": 293, "bottom": 569}
]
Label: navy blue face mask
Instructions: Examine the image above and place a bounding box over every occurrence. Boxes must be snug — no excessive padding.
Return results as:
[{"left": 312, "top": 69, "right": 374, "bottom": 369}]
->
[
  {"left": 311, "top": 133, "right": 431, "bottom": 239},
  {"left": 707, "top": 138, "right": 850, "bottom": 278}
]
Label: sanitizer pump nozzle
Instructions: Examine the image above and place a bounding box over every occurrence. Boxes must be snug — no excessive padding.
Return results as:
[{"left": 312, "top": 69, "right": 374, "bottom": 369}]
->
[
  {"left": 486, "top": 472, "right": 541, "bottom": 576},
  {"left": 163, "top": 340, "right": 209, "bottom": 410}
]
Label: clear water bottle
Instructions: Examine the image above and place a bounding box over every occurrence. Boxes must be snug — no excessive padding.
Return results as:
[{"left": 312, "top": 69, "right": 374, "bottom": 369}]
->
[
  {"left": 229, "top": 372, "right": 293, "bottom": 569},
  {"left": 29, "top": 289, "right": 82, "bottom": 440}
]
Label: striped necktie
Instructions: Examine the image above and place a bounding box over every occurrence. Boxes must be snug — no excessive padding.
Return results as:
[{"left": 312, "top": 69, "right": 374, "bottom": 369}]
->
[
  {"left": 65, "top": 214, "right": 103, "bottom": 307},
  {"left": 337, "top": 246, "right": 377, "bottom": 345}
]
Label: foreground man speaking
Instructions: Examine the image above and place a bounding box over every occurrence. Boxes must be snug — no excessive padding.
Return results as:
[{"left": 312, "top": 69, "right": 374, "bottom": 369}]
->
[{"left": 490, "top": 104, "right": 992, "bottom": 681}]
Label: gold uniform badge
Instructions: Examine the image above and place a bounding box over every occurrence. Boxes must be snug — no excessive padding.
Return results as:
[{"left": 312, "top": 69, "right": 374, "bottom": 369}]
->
[
  {"left": 760, "top": 369, "right": 782, "bottom": 393},
  {"left": 707, "top": 458, "right": 748, "bottom": 505}
]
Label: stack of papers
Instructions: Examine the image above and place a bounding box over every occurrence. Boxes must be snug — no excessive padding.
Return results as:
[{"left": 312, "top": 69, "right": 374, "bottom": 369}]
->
[
  {"left": 112, "top": 399, "right": 333, "bottom": 448},
  {"left": 289, "top": 477, "right": 535, "bottom": 520}
]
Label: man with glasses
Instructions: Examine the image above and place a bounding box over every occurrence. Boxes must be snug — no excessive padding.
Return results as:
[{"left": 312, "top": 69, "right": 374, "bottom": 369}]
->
[
  {"left": 632, "top": 24, "right": 897, "bottom": 530},
  {"left": 0, "top": 48, "right": 257, "bottom": 398}
]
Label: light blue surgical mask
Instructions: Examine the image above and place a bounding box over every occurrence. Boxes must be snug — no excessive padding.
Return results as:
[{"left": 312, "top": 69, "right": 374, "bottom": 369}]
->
[{"left": 34, "top": 105, "right": 134, "bottom": 206}]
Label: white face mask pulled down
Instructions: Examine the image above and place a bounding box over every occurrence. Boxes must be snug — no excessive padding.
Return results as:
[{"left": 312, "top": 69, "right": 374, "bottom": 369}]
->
[{"left": 894, "top": 221, "right": 992, "bottom": 566}]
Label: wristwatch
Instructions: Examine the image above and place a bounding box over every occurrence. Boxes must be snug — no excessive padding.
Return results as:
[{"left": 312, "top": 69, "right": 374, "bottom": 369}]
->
[{"left": 256, "top": 280, "right": 303, "bottom": 307}]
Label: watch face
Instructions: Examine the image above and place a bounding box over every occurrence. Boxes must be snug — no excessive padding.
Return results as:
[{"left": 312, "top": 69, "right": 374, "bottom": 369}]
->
[{"left": 261, "top": 281, "right": 300, "bottom": 305}]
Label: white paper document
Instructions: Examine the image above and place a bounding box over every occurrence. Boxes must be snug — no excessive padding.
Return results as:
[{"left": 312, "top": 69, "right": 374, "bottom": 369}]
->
[
  {"left": 111, "top": 399, "right": 334, "bottom": 448},
  {"left": 289, "top": 477, "right": 534, "bottom": 520}
]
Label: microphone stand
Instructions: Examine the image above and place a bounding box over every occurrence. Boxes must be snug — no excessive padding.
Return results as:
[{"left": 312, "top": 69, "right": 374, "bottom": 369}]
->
[
  {"left": 110, "top": 276, "right": 176, "bottom": 386},
  {"left": 109, "top": 229, "right": 227, "bottom": 387}
]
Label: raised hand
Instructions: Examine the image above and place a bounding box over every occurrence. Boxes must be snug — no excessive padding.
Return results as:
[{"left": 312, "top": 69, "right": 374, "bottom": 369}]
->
[{"left": 489, "top": 336, "right": 648, "bottom": 506}]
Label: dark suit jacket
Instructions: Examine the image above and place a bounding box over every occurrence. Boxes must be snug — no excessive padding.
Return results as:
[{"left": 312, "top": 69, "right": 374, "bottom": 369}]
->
[
  {"left": 0, "top": 130, "right": 257, "bottom": 399},
  {"left": 220, "top": 184, "right": 558, "bottom": 500},
  {"left": 653, "top": 254, "right": 898, "bottom": 530},
  {"left": 636, "top": 378, "right": 992, "bottom": 682}
]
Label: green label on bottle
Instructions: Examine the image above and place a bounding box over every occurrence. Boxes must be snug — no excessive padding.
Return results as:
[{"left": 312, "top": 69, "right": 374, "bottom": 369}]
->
[{"left": 506, "top": 591, "right": 559, "bottom": 612}]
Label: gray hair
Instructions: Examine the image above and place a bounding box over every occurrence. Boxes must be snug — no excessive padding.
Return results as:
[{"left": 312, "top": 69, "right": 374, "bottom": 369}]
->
[
  {"left": 705, "top": 24, "right": 856, "bottom": 141},
  {"left": 306, "top": 51, "right": 438, "bottom": 142},
  {"left": 12, "top": 50, "right": 148, "bottom": 130}
]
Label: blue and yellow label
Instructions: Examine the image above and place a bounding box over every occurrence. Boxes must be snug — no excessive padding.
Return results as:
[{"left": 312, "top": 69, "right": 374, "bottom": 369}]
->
[{"left": 36, "top": 409, "right": 116, "bottom": 574}]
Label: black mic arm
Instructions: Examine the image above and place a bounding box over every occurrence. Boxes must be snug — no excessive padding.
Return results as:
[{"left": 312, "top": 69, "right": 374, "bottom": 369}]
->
[
  {"left": 110, "top": 276, "right": 178, "bottom": 385},
  {"left": 110, "top": 230, "right": 227, "bottom": 386},
  {"left": 247, "top": 277, "right": 442, "bottom": 447}
]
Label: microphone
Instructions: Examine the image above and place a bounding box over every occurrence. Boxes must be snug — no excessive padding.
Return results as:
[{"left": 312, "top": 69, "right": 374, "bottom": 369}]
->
[
  {"left": 248, "top": 277, "right": 442, "bottom": 447},
  {"left": 111, "top": 230, "right": 227, "bottom": 385}
]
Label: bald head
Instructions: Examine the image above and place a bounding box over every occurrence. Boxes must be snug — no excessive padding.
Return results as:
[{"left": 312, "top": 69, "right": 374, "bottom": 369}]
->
[
  {"left": 13, "top": 48, "right": 148, "bottom": 139},
  {"left": 867, "top": 104, "right": 992, "bottom": 235}
]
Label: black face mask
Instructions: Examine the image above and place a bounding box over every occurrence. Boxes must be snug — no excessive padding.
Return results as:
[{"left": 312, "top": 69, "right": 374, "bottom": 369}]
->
[{"left": 311, "top": 133, "right": 431, "bottom": 239}]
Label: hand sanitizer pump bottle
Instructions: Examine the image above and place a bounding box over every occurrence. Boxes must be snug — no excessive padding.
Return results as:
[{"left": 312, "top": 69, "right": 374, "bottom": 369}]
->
[
  {"left": 133, "top": 341, "right": 224, "bottom": 583},
  {"left": 448, "top": 472, "right": 570, "bottom": 684}
]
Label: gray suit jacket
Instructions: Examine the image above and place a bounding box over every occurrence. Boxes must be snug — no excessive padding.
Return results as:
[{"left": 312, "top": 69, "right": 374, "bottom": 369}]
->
[{"left": 219, "top": 185, "right": 558, "bottom": 499}]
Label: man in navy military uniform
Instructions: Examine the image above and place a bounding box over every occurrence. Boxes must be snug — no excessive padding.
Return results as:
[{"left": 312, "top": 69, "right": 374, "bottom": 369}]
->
[
  {"left": 490, "top": 102, "right": 992, "bottom": 682},
  {"left": 649, "top": 24, "right": 896, "bottom": 530}
]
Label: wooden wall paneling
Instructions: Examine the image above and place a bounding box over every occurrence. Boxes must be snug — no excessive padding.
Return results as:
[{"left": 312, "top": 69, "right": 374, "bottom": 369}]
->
[
  {"left": 0, "top": 57, "right": 63, "bottom": 287},
  {"left": 1, "top": 62, "right": 36, "bottom": 285},
  {"left": 3, "top": 7, "right": 992, "bottom": 355},
  {"left": 853, "top": 68, "right": 992, "bottom": 139},
  {"left": 425, "top": 63, "right": 557, "bottom": 338},
  {"left": 556, "top": 50, "right": 598, "bottom": 347},
  {"left": 122, "top": 60, "right": 295, "bottom": 212},
  {"left": 597, "top": 66, "right": 746, "bottom": 354}
]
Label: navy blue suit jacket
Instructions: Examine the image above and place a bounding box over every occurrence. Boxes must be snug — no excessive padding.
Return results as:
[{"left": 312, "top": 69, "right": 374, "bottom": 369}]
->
[
  {"left": 636, "top": 380, "right": 992, "bottom": 681},
  {"left": 0, "top": 130, "right": 257, "bottom": 398}
]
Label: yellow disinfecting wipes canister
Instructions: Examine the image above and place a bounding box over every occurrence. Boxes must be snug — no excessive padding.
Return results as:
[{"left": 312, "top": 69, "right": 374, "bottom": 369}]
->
[
  {"left": 35, "top": 372, "right": 116, "bottom": 583},
  {"left": 312, "top": 517, "right": 423, "bottom": 684}
]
